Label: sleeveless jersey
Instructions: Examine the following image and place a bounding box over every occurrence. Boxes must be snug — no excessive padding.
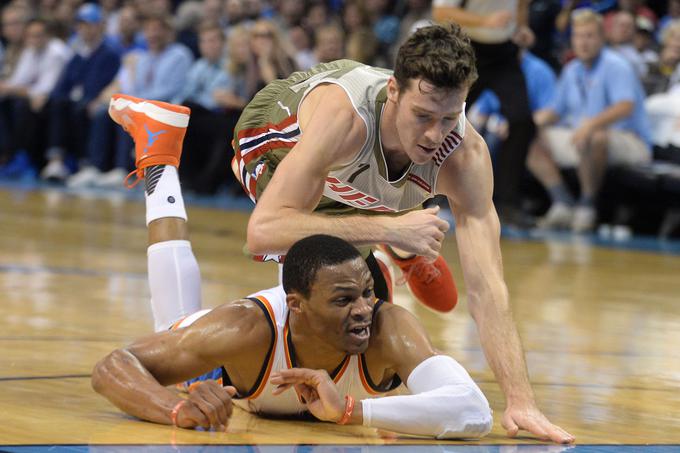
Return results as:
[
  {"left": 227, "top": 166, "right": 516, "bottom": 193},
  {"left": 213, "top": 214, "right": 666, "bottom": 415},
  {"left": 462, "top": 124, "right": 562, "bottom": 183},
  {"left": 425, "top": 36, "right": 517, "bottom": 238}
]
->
[
  {"left": 233, "top": 59, "right": 466, "bottom": 214},
  {"left": 178, "top": 285, "right": 402, "bottom": 416}
]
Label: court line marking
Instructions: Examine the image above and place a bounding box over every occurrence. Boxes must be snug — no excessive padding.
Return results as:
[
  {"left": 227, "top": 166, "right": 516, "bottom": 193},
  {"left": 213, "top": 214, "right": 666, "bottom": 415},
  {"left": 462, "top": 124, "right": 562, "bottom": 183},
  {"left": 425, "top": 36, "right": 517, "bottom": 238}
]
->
[
  {"left": 0, "top": 374, "right": 677, "bottom": 393},
  {"left": 0, "top": 374, "right": 90, "bottom": 382}
]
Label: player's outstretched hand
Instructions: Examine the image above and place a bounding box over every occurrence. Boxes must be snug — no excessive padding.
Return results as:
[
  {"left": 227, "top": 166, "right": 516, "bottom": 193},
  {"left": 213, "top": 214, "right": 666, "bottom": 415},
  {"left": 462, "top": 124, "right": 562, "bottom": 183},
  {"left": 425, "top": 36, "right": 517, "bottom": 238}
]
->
[
  {"left": 270, "top": 368, "right": 345, "bottom": 422},
  {"left": 389, "top": 206, "right": 449, "bottom": 262},
  {"left": 502, "top": 404, "right": 575, "bottom": 444},
  {"left": 175, "top": 380, "right": 237, "bottom": 431}
]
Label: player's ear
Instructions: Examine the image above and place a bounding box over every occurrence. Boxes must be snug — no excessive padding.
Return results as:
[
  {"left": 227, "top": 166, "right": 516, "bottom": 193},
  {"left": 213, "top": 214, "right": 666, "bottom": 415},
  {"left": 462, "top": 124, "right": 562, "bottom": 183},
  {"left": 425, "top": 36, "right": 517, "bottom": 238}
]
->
[
  {"left": 387, "top": 76, "right": 401, "bottom": 103},
  {"left": 286, "top": 293, "right": 303, "bottom": 313}
]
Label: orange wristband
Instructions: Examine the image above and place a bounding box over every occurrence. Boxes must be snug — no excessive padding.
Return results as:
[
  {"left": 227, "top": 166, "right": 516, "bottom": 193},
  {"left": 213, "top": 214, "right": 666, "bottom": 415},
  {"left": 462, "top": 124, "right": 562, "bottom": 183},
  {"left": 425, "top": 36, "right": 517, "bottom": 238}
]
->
[
  {"left": 171, "top": 399, "right": 188, "bottom": 427},
  {"left": 337, "top": 395, "right": 355, "bottom": 425}
]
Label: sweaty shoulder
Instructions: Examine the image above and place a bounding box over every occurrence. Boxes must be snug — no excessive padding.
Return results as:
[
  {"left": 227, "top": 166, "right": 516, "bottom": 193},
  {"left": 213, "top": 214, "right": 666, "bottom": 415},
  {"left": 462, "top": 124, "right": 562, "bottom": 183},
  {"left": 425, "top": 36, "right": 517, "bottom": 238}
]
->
[
  {"left": 367, "top": 302, "right": 436, "bottom": 370},
  {"left": 178, "top": 298, "right": 273, "bottom": 365},
  {"left": 297, "top": 83, "right": 367, "bottom": 165}
]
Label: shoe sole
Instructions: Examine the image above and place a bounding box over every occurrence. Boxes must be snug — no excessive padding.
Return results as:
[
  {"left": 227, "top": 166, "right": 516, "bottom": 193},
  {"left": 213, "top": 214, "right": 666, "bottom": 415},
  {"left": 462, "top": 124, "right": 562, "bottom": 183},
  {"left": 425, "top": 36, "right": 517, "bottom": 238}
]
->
[{"left": 109, "top": 96, "right": 190, "bottom": 128}]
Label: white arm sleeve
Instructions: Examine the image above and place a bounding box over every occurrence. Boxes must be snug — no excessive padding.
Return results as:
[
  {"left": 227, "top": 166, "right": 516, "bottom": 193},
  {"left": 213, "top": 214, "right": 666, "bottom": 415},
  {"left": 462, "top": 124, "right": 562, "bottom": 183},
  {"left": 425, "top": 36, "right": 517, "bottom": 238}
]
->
[{"left": 361, "top": 355, "right": 492, "bottom": 439}]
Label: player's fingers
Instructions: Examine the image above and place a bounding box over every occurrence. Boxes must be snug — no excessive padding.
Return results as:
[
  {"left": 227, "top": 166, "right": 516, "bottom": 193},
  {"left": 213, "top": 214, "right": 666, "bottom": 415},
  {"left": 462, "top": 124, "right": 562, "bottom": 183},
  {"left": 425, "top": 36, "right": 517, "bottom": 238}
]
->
[
  {"left": 204, "top": 382, "right": 231, "bottom": 427},
  {"left": 189, "top": 392, "right": 220, "bottom": 429},
  {"left": 295, "top": 384, "right": 315, "bottom": 404},
  {"left": 501, "top": 414, "right": 519, "bottom": 438},
  {"left": 183, "top": 402, "right": 211, "bottom": 429},
  {"left": 424, "top": 206, "right": 440, "bottom": 215},
  {"left": 272, "top": 383, "right": 293, "bottom": 395},
  {"left": 224, "top": 385, "right": 237, "bottom": 397},
  {"left": 434, "top": 217, "right": 450, "bottom": 232}
]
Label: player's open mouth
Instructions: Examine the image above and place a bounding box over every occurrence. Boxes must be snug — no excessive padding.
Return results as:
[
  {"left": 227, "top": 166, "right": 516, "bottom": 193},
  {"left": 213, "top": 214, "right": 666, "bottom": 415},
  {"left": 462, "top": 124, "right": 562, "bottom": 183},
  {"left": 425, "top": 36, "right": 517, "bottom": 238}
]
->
[{"left": 348, "top": 324, "right": 370, "bottom": 341}]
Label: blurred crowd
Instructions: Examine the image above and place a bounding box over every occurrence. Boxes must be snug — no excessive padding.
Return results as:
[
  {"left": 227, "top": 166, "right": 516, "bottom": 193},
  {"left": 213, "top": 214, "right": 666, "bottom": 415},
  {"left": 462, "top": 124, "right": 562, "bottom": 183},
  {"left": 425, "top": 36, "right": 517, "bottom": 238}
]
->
[{"left": 0, "top": 0, "right": 678, "bottom": 234}]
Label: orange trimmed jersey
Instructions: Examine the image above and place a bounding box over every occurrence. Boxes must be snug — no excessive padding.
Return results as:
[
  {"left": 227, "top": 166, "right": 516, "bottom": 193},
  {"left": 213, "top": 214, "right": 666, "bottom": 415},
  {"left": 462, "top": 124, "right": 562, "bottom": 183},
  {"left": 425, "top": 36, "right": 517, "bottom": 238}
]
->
[{"left": 176, "top": 285, "right": 402, "bottom": 416}]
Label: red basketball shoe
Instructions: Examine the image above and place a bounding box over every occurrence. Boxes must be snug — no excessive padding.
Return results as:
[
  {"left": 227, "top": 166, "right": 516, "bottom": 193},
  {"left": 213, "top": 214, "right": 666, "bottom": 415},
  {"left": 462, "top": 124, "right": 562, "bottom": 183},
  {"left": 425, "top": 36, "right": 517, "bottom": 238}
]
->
[{"left": 381, "top": 246, "right": 458, "bottom": 312}]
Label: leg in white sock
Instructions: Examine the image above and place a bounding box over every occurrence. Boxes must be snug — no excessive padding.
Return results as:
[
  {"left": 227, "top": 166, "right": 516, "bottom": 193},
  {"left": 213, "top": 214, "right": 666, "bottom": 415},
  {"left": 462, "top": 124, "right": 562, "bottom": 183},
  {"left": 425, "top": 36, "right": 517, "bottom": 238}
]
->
[
  {"left": 147, "top": 239, "right": 202, "bottom": 332},
  {"left": 145, "top": 165, "right": 199, "bottom": 332}
]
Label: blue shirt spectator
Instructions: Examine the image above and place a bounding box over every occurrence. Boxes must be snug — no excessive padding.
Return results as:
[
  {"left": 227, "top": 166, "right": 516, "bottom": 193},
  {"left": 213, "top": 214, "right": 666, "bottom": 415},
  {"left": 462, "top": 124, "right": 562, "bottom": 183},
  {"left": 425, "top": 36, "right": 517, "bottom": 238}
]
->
[
  {"left": 173, "top": 58, "right": 230, "bottom": 110},
  {"left": 551, "top": 47, "right": 651, "bottom": 145},
  {"left": 51, "top": 39, "right": 120, "bottom": 106},
  {"left": 129, "top": 42, "right": 193, "bottom": 101}
]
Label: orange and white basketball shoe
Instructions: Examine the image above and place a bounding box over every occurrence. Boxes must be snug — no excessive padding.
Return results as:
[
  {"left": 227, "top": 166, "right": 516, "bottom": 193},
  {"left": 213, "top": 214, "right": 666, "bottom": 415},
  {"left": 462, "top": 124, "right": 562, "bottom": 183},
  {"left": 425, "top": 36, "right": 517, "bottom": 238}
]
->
[
  {"left": 380, "top": 246, "right": 458, "bottom": 312},
  {"left": 108, "top": 94, "right": 190, "bottom": 188}
]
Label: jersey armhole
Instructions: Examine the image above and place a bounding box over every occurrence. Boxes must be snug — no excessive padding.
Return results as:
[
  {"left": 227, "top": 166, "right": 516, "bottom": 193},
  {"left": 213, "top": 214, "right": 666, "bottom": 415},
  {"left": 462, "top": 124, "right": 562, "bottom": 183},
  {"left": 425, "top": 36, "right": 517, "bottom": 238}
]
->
[{"left": 227, "top": 296, "right": 277, "bottom": 399}]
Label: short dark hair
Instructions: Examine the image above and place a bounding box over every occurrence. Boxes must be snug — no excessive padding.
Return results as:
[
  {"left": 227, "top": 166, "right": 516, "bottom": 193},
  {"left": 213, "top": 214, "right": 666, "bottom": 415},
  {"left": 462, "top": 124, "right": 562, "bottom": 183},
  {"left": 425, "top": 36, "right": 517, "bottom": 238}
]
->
[
  {"left": 394, "top": 23, "right": 478, "bottom": 93},
  {"left": 282, "top": 235, "right": 362, "bottom": 298}
]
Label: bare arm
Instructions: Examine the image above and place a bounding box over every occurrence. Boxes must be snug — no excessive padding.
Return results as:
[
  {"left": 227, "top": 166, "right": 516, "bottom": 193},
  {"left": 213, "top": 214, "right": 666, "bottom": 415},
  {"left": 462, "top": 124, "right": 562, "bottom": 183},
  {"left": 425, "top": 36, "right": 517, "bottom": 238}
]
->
[
  {"left": 247, "top": 84, "right": 448, "bottom": 260},
  {"left": 432, "top": 4, "right": 513, "bottom": 29},
  {"left": 533, "top": 108, "right": 560, "bottom": 127},
  {"left": 91, "top": 301, "right": 269, "bottom": 429},
  {"left": 585, "top": 101, "right": 633, "bottom": 130},
  {"left": 437, "top": 125, "right": 574, "bottom": 443}
]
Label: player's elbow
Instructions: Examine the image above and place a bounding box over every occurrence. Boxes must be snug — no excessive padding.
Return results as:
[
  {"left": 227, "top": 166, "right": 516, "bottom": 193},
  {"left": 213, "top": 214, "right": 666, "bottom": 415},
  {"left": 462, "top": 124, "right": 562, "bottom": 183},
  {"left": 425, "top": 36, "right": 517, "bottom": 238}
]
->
[
  {"left": 91, "top": 350, "right": 121, "bottom": 396},
  {"left": 246, "top": 214, "right": 275, "bottom": 255},
  {"left": 436, "top": 385, "right": 493, "bottom": 439}
]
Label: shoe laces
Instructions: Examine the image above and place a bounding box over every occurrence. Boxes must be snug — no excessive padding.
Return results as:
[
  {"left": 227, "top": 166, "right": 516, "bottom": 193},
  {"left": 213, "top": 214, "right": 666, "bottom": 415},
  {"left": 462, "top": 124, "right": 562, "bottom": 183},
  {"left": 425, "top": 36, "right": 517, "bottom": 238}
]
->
[
  {"left": 397, "top": 259, "right": 441, "bottom": 286},
  {"left": 124, "top": 168, "right": 144, "bottom": 188}
]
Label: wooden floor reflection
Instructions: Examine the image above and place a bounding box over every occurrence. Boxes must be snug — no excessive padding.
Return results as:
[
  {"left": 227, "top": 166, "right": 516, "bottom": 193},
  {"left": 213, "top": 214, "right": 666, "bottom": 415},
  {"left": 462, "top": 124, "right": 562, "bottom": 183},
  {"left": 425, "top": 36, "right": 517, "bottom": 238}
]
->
[{"left": 1, "top": 188, "right": 679, "bottom": 446}]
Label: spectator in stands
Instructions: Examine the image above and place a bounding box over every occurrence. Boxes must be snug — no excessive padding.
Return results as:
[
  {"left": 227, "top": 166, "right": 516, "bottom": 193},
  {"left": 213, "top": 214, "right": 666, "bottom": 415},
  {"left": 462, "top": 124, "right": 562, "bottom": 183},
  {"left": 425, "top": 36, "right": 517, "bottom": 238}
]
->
[
  {"left": 644, "top": 19, "right": 680, "bottom": 95},
  {"left": 644, "top": 20, "right": 680, "bottom": 151},
  {"left": 469, "top": 49, "right": 557, "bottom": 161},
  {"left": 396, "top": 0, "right": 432, "bottom": 48},
  {"left": 69, "top": 14, "right": 193, "bottom": 188},
  {"left": 528, "top": 0, "right": 562, "bottom": 70},
  {"left": 0, "top": 4, "right": 28, "bottom": 166},
  {"left": 314, "top": 24, "right": 344, "bottom": 63},
  {"left": 220, "top": 25, "right": 256, "bottom": 104},
  {"left": 0, "top": 4, "right": 28, "bottom": 83},
  {"left": 658, "top": 0, "right": 680, "bottom": 36},
  {"left": 289, "top": 25, "right": 316, "bottom": 69},
  {"left": 105, "top": 4, "right": 146, "bottom": 55},
  {"left": 175, "top": 1, "right": 203, "bottom": 58},
  {"left": 101, "top": 0, "right": 121, "bottom": 37},
  {"left": 305, "top": 0, "right": 332, "bottom": 29},
  {"left": 633, "top": 15, "right": 660, "bottom": 71},
  {"left": 342, "top": 0, "right": 371, "bottom": 35},
  {"left": 527, "top": 8, "right": 651, "bottom": 232},
  {"left": 172, "top": 22, "right": 232, "bottom": 193},
  {"left": 41, "top": 3, "right": 121, "bottom": 183},
  {"left": 0, "top": 18, "right": 71, "bottom": 180},
  {"left": 345, "top": 27, "right": 379, "bottom": 64},
  {"left": 224, "top": 0, "right": 247, "bottom": 31},
  {"left": 607, "top": 10, "right": 650, "bottom": 77},
  {"left": 433, "top": 0, "right": 537, "bottom": 227},
  {"left": 365, "top": 0, "right": 400, "bottom": 57},
  {"left": 249, "top": 19, "right": 297, "bottom": 93},
  {"left": 275, "top": 0, "right": 306, "bottom": 33}
]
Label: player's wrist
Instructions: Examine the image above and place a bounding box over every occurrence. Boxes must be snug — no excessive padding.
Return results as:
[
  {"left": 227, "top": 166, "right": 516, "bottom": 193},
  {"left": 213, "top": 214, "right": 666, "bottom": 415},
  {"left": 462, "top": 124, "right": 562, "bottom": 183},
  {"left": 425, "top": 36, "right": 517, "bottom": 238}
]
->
[
  {"left": 336, "top": 395, "right": 356, "bottom": 425},
  {"left": 170, "top": 399, "right": 188, "bottom": 427}
]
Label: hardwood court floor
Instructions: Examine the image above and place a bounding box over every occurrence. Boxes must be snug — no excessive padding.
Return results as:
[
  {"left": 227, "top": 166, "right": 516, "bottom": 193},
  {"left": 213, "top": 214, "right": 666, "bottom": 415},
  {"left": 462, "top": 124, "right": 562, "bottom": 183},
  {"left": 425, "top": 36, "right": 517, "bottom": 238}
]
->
[{"left": 1, "top": 187, "right": 679, "bottom": 446}]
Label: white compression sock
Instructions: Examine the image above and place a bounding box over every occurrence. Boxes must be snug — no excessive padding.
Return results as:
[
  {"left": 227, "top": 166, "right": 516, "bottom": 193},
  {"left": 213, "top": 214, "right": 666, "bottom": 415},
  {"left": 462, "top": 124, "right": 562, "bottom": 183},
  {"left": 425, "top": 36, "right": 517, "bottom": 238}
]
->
[
  {"left": 147, "top": 240, "right": 202, "bottom": 332},
  {"left": 145, "top": 165, "right": 187, "bottom": 226}
]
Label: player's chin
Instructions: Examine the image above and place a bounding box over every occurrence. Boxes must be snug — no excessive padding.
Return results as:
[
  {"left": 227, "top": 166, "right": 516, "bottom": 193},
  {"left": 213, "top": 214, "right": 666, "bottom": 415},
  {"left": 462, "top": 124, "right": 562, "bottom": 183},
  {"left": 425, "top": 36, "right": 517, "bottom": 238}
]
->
[{"left": 344, "top": 328, "right": 371, "bottom": 354}]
